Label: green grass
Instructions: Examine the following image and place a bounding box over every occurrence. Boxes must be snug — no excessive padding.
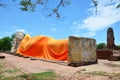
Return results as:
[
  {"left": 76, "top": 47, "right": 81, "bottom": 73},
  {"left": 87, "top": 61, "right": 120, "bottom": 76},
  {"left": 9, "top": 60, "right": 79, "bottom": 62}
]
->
[
  {"left": 79, "top": 69, "right": 86, "bottom": 71},
  {"left": 0, "top": 77, "right": 17, "bottom": 80},
  {"left": 0, "top": 61, "right": 58, "bottom": 80},
  {"left": 0, "top": 75, "right": 3, "bottom": 79},
  {"left": 88, "top": 71, "right": 109, "bottom": 76},
  {"left": 0, "top": 71, "right": 58, "bottom": 80},
  {"left": 4, "top": 69, "right": 19, "bottom": 73},
  {"left": 23, "top": 71, "right": 58, "bottom": 80},
  {"left": 0, "top": 65, "right": 3, "bottom": 68},
  {"left": 114, "top": 73, "right": 120, "bottom": 79},
  {"left": 77, "top": 69, "right": 86, "bottom": 73},
  {"left": 0, "top": 67, "right": 22, "bottom": 76},
  {"left": 87, "top": 71, "right": 120, "bottom": 79}
]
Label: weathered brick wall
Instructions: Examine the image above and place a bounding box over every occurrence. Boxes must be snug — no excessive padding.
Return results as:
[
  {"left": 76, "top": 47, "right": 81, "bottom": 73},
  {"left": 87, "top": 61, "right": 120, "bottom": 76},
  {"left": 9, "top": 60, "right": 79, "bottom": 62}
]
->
[
  {"left": 96, "top": 49, "right": 113, "bottom": 59},
  {"left": 68, "top": 36, "right": 97, "bottom": 66},
  {"left": 96, "top": 49, "right": 120, "bottom": 59}
]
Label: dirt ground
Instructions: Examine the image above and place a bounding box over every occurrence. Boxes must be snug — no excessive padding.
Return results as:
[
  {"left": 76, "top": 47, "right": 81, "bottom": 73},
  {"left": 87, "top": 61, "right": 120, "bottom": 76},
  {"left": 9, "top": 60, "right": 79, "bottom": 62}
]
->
[{"left": 0, "top": 53, "right": 120, "bottom": 80}]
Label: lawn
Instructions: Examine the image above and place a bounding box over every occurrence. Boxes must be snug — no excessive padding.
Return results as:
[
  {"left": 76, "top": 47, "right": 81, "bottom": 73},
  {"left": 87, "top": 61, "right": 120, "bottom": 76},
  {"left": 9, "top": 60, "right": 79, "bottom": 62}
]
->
[{"left": 0, "top": 60, "right": 58, "bottom": 80}]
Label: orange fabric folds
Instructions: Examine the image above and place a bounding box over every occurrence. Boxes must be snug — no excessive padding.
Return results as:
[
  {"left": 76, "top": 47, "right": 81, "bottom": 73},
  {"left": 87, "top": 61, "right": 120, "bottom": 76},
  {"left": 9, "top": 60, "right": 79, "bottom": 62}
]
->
[{"left": 17, "top": 34, "right": 68, "bottom": 61}]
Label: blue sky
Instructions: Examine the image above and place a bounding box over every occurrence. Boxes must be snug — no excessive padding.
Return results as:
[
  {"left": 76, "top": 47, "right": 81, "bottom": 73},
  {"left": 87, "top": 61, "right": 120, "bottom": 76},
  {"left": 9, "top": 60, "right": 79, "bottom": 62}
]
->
[{"left": 0, "top": 0, "right": 120, "bottom": 45}]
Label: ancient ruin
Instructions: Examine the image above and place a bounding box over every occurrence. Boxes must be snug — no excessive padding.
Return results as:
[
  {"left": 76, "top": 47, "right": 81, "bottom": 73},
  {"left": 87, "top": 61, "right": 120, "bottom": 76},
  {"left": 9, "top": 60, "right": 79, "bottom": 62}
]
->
[
  {"left": 107, "top": 27, "right": 118, "bottom": 49},
  {"left": 97, "top": 27, "right": 120, "bottom": 61}
]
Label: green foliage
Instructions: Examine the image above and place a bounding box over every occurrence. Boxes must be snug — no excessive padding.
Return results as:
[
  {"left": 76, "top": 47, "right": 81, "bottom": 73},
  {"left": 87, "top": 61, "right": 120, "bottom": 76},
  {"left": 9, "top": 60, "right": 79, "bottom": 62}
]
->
[
  {"left": 97, "top": 43, "right": 106, "bottom": 49},
  {"left": 116, "top": 45, "right": 120, "bottom": 49},
  {"left": 0, "top": 39, "right": 3, "bottom": 51},
  {"left": 11, "top": 34, "right": 16, "bottom": 40},
  {"left": 20, "top": 0, "right": 34, "bottom": 11},
  {"left": 0, "top": 37, "right": 12, "bottom": 52},
  {"left": 0, "top": 33, "right": 26, "bottom": 52}
]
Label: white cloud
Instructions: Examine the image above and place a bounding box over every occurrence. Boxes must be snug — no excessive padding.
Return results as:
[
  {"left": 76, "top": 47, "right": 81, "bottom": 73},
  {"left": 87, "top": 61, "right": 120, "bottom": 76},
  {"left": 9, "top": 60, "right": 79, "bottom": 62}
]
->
[
  {"left": 14, "top": 27, "right": 33, "bottom": 36},
  {"left": 51, "top": 28, "right": 57, "bottom": 31},
  {"left": 12, "top": 26, "right": 19, "bottom": 29},
  {"left": 82, "top": 32, "right": 96, "bottom": 37},
  {"left": 82, "top": 3, "right": 120, "bottom": 31},
  {"left": 71, "top": 31, "right": 96, "bottom": 37},
  {"left": 15, "top": 29, "right": 27, "bottom": 33},
  {"left": 71, "top": 0, "right": 120, "bottom": 36}
]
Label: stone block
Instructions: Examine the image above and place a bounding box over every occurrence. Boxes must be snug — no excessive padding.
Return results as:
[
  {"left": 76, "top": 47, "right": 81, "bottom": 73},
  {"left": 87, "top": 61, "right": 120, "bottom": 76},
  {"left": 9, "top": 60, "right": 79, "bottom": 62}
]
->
[{"left": 68, "top": 36, "right": 97, "bottom": 66}]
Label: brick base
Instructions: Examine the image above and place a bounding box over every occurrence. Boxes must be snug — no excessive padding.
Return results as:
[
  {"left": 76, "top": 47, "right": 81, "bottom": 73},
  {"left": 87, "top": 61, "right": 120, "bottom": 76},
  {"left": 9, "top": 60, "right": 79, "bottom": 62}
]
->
[
  {"left": 108, "top": 55, "right": 120, "bottom": 61},
  {"left": 96, "top": 49, "right": 113, "bottom": 59},
  {"left": 68, "top": 59, "right": 98, "bottom": 67}
]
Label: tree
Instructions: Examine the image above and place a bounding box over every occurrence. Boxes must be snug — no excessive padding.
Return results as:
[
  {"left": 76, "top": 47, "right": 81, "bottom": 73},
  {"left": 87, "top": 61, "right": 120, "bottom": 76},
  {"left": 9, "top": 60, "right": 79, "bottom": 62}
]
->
[
  {"left": 19, "top": 0, "right": 99, "bottom": 16},
  {"left": 0, "top": 39, "right": 3, "bottom": 51},
  {"left": 11, "top": 33, "right": 16, "bottom": 40},
  {"left": 0, "top": 0, "right": 120, "bottom": 17},
  {"left": 116, "top": 45, "right": 120, "bottom": 49},
  {"left": 19, "top": 0, "right": 70, "bottom": 17},
  {"left": 0, "top": 37, "right": 12, "bottom": 52},
  {"left": 0, "top": 0, "right": 70, "bottom": 17},
  {"left": 97, "top": 43, "right": 106, "bottom": 49}
]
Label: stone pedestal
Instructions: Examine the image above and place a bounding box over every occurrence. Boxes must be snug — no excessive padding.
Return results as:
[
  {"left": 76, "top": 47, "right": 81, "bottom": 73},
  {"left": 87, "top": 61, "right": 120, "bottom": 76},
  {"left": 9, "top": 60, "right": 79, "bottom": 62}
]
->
[{"left": 68, "top": 36, "right": 97, "bottom": 67}]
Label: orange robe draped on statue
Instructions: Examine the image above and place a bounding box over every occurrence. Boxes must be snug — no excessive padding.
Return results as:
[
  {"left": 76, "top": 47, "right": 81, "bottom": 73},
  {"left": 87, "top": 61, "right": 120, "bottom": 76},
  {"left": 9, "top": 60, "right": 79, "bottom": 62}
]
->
[{"left": 17, "top": 34, "right": 68, "bottom": 61}]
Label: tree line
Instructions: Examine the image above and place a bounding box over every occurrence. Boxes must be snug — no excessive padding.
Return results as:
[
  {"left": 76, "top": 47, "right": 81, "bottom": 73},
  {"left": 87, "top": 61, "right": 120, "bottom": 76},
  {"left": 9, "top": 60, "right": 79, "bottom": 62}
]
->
[
  {"left": 0, "top": 36, "right": 12, "bottom": 52},
  {"left": 0, "top": 34, "right": 17, "bottom": 52},
  {"left": 96, "top": 43, "right": 120, "bottom": 49}
]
